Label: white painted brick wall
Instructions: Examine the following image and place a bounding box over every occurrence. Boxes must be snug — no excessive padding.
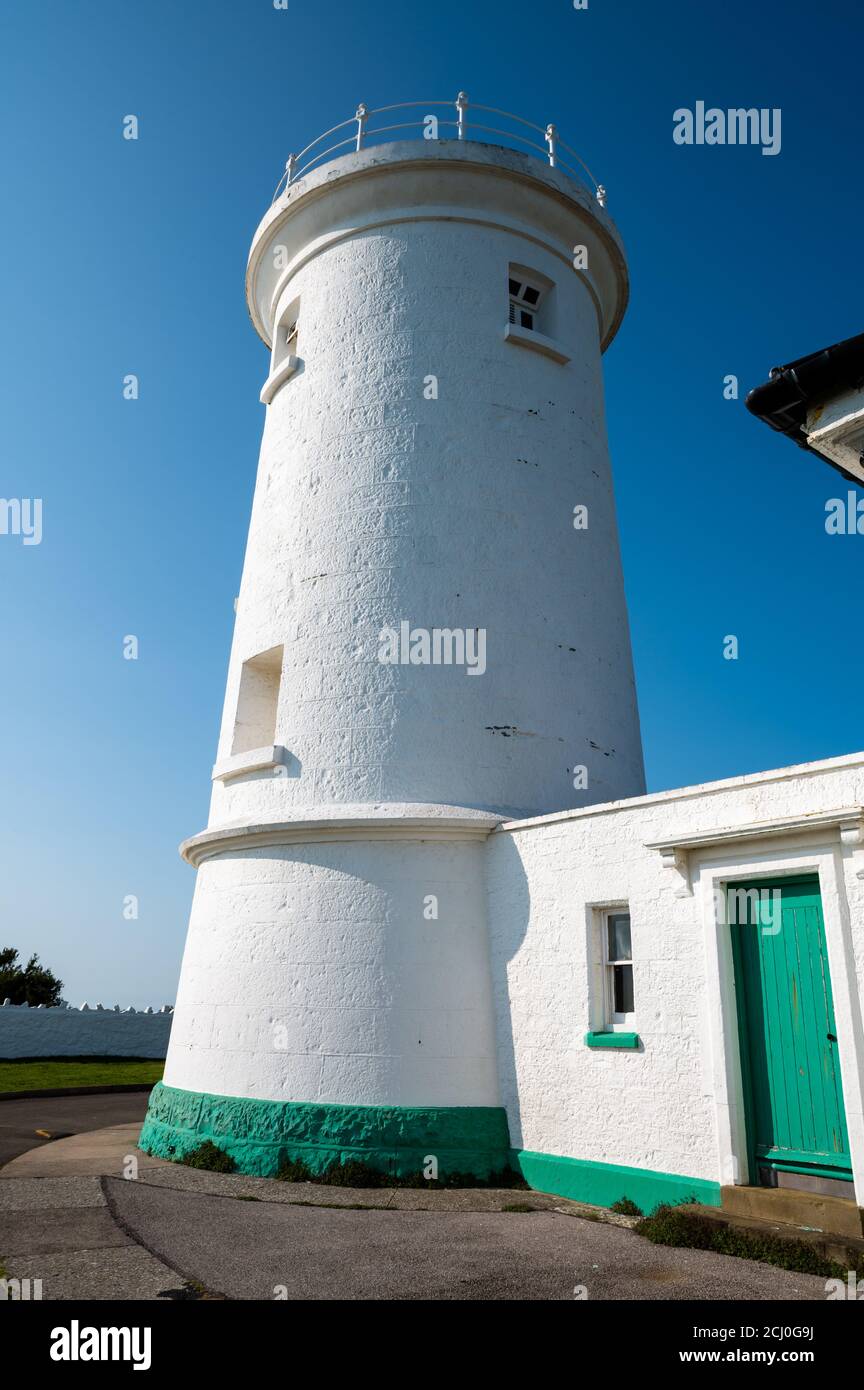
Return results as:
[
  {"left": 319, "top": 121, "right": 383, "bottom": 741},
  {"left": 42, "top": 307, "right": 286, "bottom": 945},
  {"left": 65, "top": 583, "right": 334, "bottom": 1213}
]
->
[{"left": 487, "top": 755, "right": 864, "bottom": 1186}]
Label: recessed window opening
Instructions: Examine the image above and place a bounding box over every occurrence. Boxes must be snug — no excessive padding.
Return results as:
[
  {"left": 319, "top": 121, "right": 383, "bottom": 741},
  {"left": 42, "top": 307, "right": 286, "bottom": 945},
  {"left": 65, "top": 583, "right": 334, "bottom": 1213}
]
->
[
  {"left": 509, "top": 275, "right": 543, "bottom": 331},
  {"left": 231, "top": 645, "right": 283, "bottom": 755},
  {"left": 605, "top": 911, "right": 634, "bottom": 1021},
  {"left": 271, "top": 296, "right": 300, "bottom": 373}
]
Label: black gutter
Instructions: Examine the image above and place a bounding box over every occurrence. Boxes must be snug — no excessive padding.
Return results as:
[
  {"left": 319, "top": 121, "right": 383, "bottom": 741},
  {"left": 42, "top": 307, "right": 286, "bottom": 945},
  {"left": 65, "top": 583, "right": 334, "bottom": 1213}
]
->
[{"left": 745, "top": 331, "right": 864, "bottom": 483}]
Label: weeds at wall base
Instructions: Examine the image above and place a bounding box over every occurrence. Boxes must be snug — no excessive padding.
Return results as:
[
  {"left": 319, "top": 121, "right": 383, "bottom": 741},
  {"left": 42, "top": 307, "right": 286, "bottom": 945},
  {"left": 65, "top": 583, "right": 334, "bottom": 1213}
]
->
[
  {"left": 635, "top": 1203, "right": 864, "bottom": 1280},
  {"left": 609, "top": 1196, "right": 643, "bottom": 1217},
  {"left": 176, "top": 1140, "right": 237, "bottom": 1174},
  {"left": 172, "top": 1141, "right": 528, "bottom": 1190},
  {"left": 276, "top": 1156, "right": 529, "bottom": 1189}
]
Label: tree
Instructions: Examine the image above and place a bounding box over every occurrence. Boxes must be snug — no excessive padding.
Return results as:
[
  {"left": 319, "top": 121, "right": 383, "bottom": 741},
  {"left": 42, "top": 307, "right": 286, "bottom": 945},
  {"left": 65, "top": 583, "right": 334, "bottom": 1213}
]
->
[{"left": 0, "top": 947, "right": 64, "bottom": 1007}]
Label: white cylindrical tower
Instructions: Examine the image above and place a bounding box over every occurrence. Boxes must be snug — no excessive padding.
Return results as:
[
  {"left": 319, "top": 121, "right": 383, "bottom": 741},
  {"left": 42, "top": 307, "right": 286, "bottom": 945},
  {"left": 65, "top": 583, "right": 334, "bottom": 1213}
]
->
[{"left": 141, "top": 125, "right": 644, "bottom": 1178}]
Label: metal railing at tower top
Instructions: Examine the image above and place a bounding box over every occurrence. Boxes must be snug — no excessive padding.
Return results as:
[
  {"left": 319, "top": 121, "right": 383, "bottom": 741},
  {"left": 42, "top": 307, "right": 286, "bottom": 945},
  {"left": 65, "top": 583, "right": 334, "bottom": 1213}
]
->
[{"left": 271, "top": 94, "right": 607, "bottom": 208}]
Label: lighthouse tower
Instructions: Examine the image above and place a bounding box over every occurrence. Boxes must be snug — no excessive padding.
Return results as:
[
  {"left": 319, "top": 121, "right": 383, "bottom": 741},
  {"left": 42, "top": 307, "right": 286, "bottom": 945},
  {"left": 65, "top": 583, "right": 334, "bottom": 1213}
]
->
[{"left": 140, "top": 103, "right": 644, "bottom": 1177}]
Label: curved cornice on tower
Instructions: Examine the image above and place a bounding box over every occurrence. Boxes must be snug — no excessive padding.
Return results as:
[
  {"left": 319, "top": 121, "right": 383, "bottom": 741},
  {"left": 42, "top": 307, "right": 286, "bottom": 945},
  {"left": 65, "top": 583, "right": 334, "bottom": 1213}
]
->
[
  {"left": 246, "top": 140, "right": 629, "bottom": 354},
  {"left": 181, "top": 802, "right": 503, "bottom": 867}
]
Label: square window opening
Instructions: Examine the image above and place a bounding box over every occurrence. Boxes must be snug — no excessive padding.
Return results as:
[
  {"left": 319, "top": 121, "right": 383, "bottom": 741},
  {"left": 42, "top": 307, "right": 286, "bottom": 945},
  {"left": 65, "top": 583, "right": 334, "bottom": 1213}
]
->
[
  {"left": 507, "top": 265, "right": 555, "bottom": 339},
  {"left": 231, "top": 645, "right": 284, "bottom": 756}
]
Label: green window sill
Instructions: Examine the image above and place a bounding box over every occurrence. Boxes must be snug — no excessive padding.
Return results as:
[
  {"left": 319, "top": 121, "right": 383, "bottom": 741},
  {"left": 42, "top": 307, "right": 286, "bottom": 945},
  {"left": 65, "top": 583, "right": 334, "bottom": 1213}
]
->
[{"left": 585, "top": 1031, "right": 640, "bottom": 1050}]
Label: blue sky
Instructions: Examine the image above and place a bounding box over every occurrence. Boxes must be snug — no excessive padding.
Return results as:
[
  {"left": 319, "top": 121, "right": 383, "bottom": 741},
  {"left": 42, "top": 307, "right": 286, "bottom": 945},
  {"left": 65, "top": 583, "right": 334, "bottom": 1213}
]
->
[{"left": 1, "top": 0, "right": 861, "bottom": 1006}]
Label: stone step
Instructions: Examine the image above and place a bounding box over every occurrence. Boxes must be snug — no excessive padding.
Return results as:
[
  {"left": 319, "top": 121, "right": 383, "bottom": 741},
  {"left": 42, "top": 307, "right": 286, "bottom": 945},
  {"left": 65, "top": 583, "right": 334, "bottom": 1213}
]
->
[
  {"left": 721, "top": 1184, "right": 863, "bottom": 1239},
  {"left": 679, "top": 1201, "right": 864, "bottom": 1273}
]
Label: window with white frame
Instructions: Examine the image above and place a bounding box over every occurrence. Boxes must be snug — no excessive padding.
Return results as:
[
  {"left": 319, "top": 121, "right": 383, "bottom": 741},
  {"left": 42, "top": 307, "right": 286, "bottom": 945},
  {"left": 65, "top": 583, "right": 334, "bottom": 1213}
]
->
[
  {"left": 605, "top": 910, "right": 634, "bottom": 1023},
  {"left": 508, "top": 274, "right": 543, "bottom": 331}
]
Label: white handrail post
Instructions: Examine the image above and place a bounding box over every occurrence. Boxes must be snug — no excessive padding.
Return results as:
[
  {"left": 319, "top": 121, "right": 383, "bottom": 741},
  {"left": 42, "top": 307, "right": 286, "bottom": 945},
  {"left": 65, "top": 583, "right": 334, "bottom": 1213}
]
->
[
  {"left": 545, "top": 123, "right": 558, "bottom": 168},
  {"left": 273, "top": 103, "right": 606, "bottom": 205},
  {"left": 355, "top": 102, "right": 368, "bottom": 152}
]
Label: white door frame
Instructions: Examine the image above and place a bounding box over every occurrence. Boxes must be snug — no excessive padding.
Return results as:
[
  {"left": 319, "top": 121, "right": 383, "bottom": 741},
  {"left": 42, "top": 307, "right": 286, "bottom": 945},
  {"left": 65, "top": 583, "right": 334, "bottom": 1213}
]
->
[{"left": 694, "top": 834, "right": 864, "bottom": 1203}]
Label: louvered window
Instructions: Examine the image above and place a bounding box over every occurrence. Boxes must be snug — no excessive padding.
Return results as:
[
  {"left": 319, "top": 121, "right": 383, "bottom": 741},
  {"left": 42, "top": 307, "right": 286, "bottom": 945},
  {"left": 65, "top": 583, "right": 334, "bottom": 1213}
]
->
[{"left": 508, "top": 276, "right": 542, "bottom": 331}]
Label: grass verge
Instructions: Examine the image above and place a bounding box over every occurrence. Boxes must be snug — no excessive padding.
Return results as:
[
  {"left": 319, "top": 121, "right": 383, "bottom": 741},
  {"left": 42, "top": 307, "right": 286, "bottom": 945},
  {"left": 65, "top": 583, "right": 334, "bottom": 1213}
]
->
[{"left": 0, "top": 1057, "right": 164, "bottom": 1093}]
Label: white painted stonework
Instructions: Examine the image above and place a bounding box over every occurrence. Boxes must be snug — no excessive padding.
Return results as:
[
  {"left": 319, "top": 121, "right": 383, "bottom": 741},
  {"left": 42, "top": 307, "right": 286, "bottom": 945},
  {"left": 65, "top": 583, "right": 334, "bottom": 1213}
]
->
[
  {"left": 488, "top": 752, "right": 864, "bottom": 1199},
  {"left": 0, "top": 1004, "right": 173, "bottom": 1059},
  {"left": 165, "top": 141, "right": 643, "bottom": 1111},
  {"left": 169, "top": 828, "right": 499, "bottom": 1106},
  {"left": 220, "top": 140, "right": 644, "bottom": 826},
  {"left": 161, "top": 137, "right": 864, "bottom": 1201}
]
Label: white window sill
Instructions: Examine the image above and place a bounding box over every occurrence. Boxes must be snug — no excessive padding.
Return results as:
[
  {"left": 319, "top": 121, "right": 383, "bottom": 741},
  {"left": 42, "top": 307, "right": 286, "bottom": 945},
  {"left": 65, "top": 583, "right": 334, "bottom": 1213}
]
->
[
  {"left": 504, "top": 323, "right": 570, "bottom": 364},
  {"left": 259, "top": 356, "right": 299, "bottom": 404},
  {"left": 212, "top": 745, "right": 290, "bottom": 783}
]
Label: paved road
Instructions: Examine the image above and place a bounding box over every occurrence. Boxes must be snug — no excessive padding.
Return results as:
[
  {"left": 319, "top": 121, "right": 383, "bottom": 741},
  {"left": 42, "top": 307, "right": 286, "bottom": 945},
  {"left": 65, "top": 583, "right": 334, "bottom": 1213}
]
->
[
  {"left": 0, "top": 1092, "right": 149, "bottom": 1169},
  {"left": 104, "top": 1177, "right": 830, "bottom": 1302},
  {"left": 0, "top": 1111, "right": 837, "bottom": 1301}
]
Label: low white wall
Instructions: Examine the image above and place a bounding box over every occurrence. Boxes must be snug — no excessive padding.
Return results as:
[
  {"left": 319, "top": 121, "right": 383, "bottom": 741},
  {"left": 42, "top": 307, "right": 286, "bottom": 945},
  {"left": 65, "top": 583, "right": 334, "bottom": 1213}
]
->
[
  {"left": 0, "top": 1003, "right": 174, "bottom": 1059},
  {"left": 487, "top": 752, "right": 864, "bottom": 1196}
]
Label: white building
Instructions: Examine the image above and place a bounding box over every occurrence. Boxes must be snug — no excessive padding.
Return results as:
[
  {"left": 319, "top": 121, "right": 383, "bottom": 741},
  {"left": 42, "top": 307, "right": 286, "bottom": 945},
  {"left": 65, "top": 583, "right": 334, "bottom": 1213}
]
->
[{"left": 141, "top": 102, "right": 864, "bottom": 1224}]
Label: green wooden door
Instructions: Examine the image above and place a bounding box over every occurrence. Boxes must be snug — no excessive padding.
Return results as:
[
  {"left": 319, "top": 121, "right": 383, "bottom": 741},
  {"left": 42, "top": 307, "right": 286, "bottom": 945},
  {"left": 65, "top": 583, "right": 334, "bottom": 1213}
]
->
[{"left": 729, "top": 876, "right": 851, "bottom": 1182}]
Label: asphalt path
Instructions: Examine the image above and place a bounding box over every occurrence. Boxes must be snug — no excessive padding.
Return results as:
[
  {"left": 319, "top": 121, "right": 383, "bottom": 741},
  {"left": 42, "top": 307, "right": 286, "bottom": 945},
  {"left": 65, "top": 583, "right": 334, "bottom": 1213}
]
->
[
  {"left": 0, "top": 1101, "right": 840, "bottom": 1302},
  {"left": 105, "top": 1176, "right": 831, "bottom": 1302},
  {"left": 0, "top": 1092, "right": 149, "bottom": 1168}
]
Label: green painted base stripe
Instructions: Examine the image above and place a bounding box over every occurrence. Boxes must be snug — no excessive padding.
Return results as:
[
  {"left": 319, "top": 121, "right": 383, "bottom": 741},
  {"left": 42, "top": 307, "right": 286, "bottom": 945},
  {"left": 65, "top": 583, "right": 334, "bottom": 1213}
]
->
[
  {"left": 139, "top": 1084, "right": 721, "bottom": 1210},
  {"left": 513, "top": 1149, "right": 722, "bottom": 1212},
  {"left": 139, "top": 1082, "right": 512, "bottom": 1179}
]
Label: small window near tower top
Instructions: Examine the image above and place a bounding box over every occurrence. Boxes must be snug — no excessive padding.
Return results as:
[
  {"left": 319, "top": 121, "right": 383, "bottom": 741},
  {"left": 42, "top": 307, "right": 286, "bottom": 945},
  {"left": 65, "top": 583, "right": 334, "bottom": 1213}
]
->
[
  {"left": 272, "top": 297, "right": 300, "bottom": 373},
  {"left": 509, "top": 276, "right": 543, "bottom": 331},
  {"left": 505, "top": 264, "right": 568, "bottom": 362},
  {"left": 260, "top": 296, "right": 302, "bottom": 404}
]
